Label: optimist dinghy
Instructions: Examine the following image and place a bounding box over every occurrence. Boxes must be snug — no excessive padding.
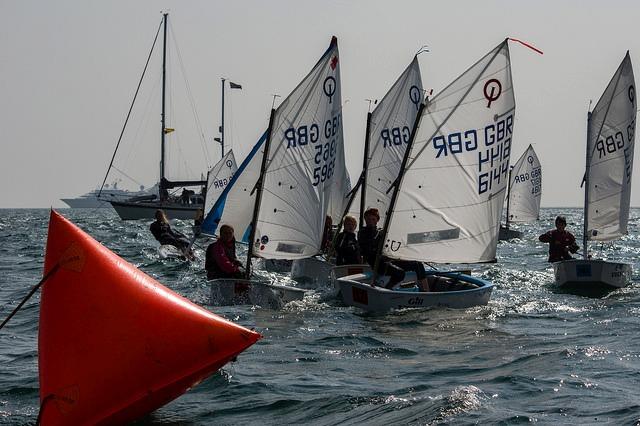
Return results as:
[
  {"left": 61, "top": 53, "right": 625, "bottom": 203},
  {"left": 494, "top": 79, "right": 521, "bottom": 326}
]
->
[
  {"left": 339, "top": 39, "right": 532, "bottom": 312},
  {"left": 554, "top": 52, "right": 635, "bottom": 291},
  {"left": 38, "top": 210, "right": 260, "bottom": 424},
  {"left": 204, "top": 37, "right": 346, "bottom": 305},
  {"left": 210, "top": 278, "right": 305, "bottom": 309},
  {"left": 499, "top": 144, "right": 542, "bottom": 240},
  {"left": 339, "top": 270, "right": 493, "bottom": 312}
]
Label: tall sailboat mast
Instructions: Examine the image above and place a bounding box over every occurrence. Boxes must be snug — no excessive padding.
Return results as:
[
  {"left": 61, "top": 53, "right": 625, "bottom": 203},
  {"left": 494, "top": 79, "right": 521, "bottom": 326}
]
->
[
  {"left": 245, "top": 109, "right": 276, "bottom": 278},
  {"left": 358, "top": 112, "right": 372, "bottom": 231},
  {"left": 582, "top": 111, "right": 592, "bottom": 259},
  {"left": 372, "top": 103, "right": 426, "bottom": 282},
  {"left": 220, "top": 78, "right": 226, "bottom": 157},
  {"left": 160, "top": 12, "right": 168, "bottom": 191}
]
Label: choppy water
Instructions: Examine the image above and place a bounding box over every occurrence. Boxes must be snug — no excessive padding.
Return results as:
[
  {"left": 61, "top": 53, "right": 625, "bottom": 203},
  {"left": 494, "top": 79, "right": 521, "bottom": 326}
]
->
[{"left": 1, "top": 208, "right": 640, "bottom": 425}]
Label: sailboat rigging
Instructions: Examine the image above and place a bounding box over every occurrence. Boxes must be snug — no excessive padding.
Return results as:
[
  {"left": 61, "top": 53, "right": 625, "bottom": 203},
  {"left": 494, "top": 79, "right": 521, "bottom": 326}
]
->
[{"left": 103, "top": 13, "right": 210, "bottom": 220}]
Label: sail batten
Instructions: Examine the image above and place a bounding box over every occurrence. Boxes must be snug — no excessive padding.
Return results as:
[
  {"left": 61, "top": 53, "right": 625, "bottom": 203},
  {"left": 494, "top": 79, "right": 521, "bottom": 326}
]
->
[{"left": 384, "top": 40, "right": 515, "bottom": 264}]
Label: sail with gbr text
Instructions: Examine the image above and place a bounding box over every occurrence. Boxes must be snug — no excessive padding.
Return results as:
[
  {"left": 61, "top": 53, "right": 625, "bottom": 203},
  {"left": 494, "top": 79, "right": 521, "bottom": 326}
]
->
[
  {"left": 507, "top": 144, "right": 541, "bottom": 223},
  {"left": 586, "top": 52, "right": 636, "bottom": 242},
  {"left": 363, "top": 56, "right": 423, "bottom": 224},
  {"left": 201, "top": 131, "right": 267, "bottom": 241},
  {"left": 253, "top": 37, "right": 344, "bottom": 259},
  {"left": 204, "top": 150, "right": 238, "bottom": 216},
  {"left": 384, "top": 40, "right": 515, "bottom": 263}
]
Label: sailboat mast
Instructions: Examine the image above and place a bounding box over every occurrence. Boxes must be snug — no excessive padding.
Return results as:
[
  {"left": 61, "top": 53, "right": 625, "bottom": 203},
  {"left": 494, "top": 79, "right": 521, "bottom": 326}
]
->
[
  {"left": 359, "top": 112, "right": 372, "bottom": 231},
  {"left": 329, "top": 111, "right": 371, "bottom": 254},
  {"left": 505, "top": 166, "right": 513, "bottom": 229},
  {"left": 160, "top": 13, "right": 168, "bottom": 187},
  {"left": 220, "top": 78, "right": 225, "bottom": 158},
  {"left": 372, "top": 103, "right": 426, "bottom": 283},
  {"left": 583, "top": 111, "right": 592, "bottom": 258},
  {"left": 245, "top": 108, "right": 276, "bottom": 278}
]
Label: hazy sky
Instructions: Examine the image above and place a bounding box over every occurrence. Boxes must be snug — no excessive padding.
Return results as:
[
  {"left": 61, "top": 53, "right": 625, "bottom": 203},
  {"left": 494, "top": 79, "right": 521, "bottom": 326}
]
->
[{"left": 2, "top": 0, "right": 640, "bottom": 208}]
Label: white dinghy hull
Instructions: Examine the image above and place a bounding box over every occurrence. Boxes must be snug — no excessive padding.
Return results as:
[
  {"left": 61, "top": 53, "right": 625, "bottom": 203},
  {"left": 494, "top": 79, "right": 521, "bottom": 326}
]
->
[
  {"left": 554, "top": 259, "right": 632, "bottom": 290},
  {"left": 498, "top": 226, "right": 523, "bottom": 241},
  {"left": 209, "top": 279, "right": 305, "bottom": 309},
  {"left": 338, "top": 271, "right": 493, "bottom": 313},
  {"left": 261, "top": 259, "right": 293, "bottom": 274},
  {"left": 329, "top": 264, "right": 372, "bottom": 289},
  {"left": 291, "top": 257, "right": 335, "bottom": 284}
]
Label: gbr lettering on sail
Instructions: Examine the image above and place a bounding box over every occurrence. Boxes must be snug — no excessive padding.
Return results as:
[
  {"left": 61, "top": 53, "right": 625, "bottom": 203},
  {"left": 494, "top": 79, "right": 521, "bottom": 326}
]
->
[
  {"left": 431, "top": 114, "right": 513, "bottom": 195},
  {"left": 283, "top": 112, "right": 342, "bottom": 186}
]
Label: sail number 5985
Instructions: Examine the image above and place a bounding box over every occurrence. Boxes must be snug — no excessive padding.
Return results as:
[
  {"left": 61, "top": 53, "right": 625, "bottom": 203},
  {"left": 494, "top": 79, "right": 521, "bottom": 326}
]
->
[{"left": 312, "top": 140, "right": 337, "bottom": 186}]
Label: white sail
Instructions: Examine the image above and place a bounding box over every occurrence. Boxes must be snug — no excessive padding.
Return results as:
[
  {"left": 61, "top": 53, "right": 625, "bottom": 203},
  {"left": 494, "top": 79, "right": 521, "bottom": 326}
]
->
[
  {"left": 586, "top": 52, "right": 636, "bottom": 241},
  {"left": 204, "top": 150, "right": 238, "bottom": 215},
  {"left": 201, "top": 131, "right": 267, "bottom": 241},
  {"left": 384, "top": 40, "right": 515, "bottom": 263},
  {"left": 507, "top": 144, "right": 541, "bottom": 222},
  {"left": 327, "top": 166, "right": 350, "bottom": 224},
  {"left": 253, "top": 38, "right": 344, "bottom": 259},
  {"left": 365, "top": 56, "right": 423, "bottom": 224}
]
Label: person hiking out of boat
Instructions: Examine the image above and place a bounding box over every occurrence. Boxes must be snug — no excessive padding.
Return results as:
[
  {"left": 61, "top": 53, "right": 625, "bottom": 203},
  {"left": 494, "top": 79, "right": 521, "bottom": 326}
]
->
[
  {"left": 539, "top": 215, "right": 580, "bottom": 262},
  {"left": 150, "top": 209, "right": 193, "bottom": 256},
  {"left": 335, "top": 215, "right": 362, "bottom": 266},
  {"left": 358, "top": 208, "right": 430, "bottom": 291},
  {"left": 205, "top": 224, "right": 244, "bottom": 280}
]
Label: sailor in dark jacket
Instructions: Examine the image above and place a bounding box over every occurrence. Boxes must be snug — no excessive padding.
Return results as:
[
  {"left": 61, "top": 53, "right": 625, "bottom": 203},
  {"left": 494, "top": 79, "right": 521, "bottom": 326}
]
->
[
  {"left": 539, "top": 215, "right": 579, "bottom": 262},
  {"left": 357, "top": 208, "right": 429, "bottom": 291},
  {"left": 335, "top": 215, "right": 362, "bottom": 266},
  {"left": 150, "top": 209, "right": 191, "bottom": 252}
]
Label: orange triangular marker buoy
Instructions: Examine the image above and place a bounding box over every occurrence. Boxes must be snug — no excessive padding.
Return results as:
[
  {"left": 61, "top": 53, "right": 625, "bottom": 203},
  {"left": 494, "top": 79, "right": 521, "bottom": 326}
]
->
[{"left": 39, "top": 211, "right": 261, "bottom": 424}]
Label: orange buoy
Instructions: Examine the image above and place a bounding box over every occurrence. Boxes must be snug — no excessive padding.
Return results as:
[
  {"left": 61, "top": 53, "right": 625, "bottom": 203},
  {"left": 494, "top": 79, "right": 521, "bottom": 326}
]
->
[{"left": 38, "top": 210, "right": 261, "bottom": 425}]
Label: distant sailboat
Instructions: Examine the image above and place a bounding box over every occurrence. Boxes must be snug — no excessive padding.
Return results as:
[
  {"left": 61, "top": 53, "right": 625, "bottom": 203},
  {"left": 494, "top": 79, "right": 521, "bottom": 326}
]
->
[
  {"left": 205, "top": 37, "right": 345, "bottom": 306},
  {"left": 204, "top": 150, "right": 237, "bottom": 215},
  {"left": 106, "top": 13, "right": 208, "bottom": 220},
  {"left": 499, "top": 144, "right": 542, "bottom": 240},
  {"left": 339, "top": 39, "right": 518, "bottom": 311},
  {"left": 554, "top": 52, "right": 635, "bottom": 291}
]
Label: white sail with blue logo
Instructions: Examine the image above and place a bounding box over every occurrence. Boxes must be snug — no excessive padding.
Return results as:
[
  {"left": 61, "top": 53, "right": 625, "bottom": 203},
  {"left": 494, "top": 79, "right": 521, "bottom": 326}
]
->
[
  {"left": 585, "top": 52, "right": 635, "bottom": 242},
  {"left": 363, "top": 56, "right": 423, "bottom": 224},
  {"left": 201, "top": 131, "right": 267, "bottom": 241},
  {"left": 204, "top": 150, "right": 238, "bottom": 215},
  {"left": 253, "top": 37, "right": 344, "bottom": 260},
  {"left": 384, "top": 40, "right": 515, "bottom": 263},
  {"left": 507, "top": 144, "right": 541, "bottom": 222}
]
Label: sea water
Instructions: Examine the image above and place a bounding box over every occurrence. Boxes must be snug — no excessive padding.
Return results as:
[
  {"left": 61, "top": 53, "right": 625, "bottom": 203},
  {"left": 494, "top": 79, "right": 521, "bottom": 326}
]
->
[{"left": 0, "top": 208, "right": 639, "bottom": 424}]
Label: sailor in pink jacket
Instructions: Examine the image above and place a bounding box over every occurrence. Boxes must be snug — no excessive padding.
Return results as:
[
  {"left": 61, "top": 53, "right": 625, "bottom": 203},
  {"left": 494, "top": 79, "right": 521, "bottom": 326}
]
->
[{"left": 205, "top": 224, "right": 243, "bottom": 279}]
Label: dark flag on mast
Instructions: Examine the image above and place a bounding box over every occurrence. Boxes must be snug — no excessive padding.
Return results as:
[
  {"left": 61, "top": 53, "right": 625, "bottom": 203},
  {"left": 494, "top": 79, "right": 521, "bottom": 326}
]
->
[{"left": 229, "top": 81, "right": 242, "bottom": 89}]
